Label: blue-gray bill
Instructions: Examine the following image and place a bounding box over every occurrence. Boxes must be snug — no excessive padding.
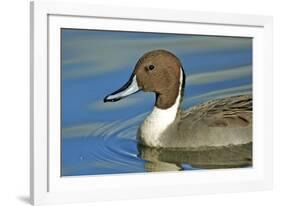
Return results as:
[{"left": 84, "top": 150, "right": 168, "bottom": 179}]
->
[{"left": 104, "top": 75, "right": 140, "bottom": 102}]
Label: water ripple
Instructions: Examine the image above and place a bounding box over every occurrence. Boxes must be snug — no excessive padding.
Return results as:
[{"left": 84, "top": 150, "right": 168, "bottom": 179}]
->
[{"left": 62, "top": 114, "right": 147, "bottom": 176}]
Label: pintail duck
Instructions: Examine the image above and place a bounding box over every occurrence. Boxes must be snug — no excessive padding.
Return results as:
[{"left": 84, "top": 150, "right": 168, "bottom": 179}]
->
[{"left": 104, "top": 50, "right": 252, "bottom": 149}]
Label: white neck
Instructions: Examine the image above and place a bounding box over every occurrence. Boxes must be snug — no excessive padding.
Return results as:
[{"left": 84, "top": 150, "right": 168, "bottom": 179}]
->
[{"left": 138, "top": 69, "right": 183, "bottom": 147}]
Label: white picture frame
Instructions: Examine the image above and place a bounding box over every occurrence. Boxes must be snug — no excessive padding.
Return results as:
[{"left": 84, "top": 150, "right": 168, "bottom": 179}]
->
[{"left": 30, "top": 1, "right": 273, "bottom": 205}]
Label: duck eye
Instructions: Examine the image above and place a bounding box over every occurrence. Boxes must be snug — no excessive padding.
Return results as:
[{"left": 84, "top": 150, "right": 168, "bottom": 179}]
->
[{"left": 148, "top": 65, "right": 155, "bottom": 70}]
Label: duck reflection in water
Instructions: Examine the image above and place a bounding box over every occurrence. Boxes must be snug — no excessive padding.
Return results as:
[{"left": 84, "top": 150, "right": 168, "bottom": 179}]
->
[{"left": 137, "top": 142, "right": 252, "bottom": 172}]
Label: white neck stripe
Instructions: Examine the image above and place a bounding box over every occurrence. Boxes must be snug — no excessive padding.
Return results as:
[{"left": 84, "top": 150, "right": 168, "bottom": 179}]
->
[{"left": 138, "top": 68, "right": 183, "bottom": 147}]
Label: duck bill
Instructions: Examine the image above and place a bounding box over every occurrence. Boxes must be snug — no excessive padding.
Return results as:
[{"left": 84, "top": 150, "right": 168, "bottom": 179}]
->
[{"left": 104, "top": 75, "right": 140, "bottom": 102}]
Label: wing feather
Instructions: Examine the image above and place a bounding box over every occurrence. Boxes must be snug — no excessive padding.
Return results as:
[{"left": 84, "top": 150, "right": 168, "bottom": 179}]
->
[{"left": 181, "top": 95, "right": 252, "bottom": 128}]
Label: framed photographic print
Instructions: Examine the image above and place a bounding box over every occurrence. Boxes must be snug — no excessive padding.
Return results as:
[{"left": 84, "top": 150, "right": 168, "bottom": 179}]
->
[{"left": 30, "top": 1, "right": 273, "bottom": 205}]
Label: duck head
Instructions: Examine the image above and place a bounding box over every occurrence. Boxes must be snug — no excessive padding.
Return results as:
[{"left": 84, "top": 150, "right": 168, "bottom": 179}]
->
[{"left": 104, "top": 49, "right": 185, "bottom": 109}]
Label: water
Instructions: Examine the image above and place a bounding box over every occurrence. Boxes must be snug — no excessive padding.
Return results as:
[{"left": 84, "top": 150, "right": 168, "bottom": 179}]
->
[
  {"left": 61, "top": 29, "right": 253, "bottom": 176},
  {"left": 62, "top": 135, "right": 146, "bottom": 176}
]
